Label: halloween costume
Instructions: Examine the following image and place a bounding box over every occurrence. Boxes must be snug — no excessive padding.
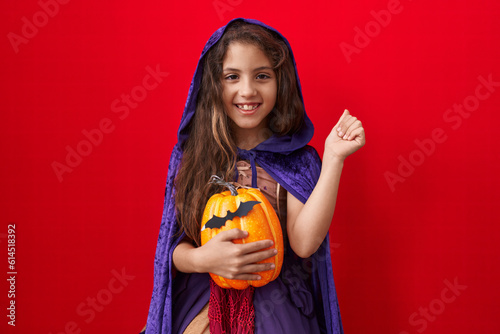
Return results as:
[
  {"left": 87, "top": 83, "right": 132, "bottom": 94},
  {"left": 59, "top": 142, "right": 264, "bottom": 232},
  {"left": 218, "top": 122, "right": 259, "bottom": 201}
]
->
[{"left": 145, "top": 18, "right": 343, "bottom": 334}]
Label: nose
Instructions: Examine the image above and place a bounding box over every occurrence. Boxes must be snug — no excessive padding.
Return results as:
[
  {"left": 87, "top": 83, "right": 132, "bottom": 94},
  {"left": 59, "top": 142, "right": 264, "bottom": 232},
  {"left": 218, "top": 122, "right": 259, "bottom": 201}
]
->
[{"left": 239, "top": 77, "right": 257, "bottom": 97}]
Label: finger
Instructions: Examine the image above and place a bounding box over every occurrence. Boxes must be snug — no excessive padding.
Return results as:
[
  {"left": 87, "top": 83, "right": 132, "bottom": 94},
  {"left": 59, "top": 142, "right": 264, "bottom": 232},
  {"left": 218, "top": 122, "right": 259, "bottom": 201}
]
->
[
  {"left": 344, "top": 120, "right": 362, "bottom": 140},
  {"left": 217, "top": 228, "right": 248, "bottom": 241},
  {"left": 242, "top": 248, "right": 278, "bottom": 264},
  {"left": 230, "top": 273, "right": 263, "bottom": 281},
  {"left": 241, "top": 262, "right": 276, "bottom": 274},
  {"left": 348, "top": 127, "right": 366, "bottom": 144},
  {"left": 338, "top": 116, "right": 358, "bottom": 138},
  {"left": 333, "top": 109, "right": 350, "bottom": 133},
  {"left": 227, "top": 262, "right": 276, "bottom": 280},
  {"left": 239, "top": 239, "right": 274, "bottom": 254}
]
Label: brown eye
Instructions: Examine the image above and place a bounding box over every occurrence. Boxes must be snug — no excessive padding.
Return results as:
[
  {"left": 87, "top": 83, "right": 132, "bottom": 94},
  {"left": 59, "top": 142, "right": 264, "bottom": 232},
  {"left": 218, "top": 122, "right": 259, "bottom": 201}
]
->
[
  {"left": 256, "top": 74, "right": 271, "bottom": 79},
  {"left": 225, "top": 74, "right": 238, "bottom": 80}
]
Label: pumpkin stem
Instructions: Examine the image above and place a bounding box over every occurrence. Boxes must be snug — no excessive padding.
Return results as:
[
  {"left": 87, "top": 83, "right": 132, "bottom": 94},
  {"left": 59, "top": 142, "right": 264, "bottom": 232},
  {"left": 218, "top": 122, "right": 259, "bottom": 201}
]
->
[{"left": 209, "top": 175, "right": 238, "bottom": 196}]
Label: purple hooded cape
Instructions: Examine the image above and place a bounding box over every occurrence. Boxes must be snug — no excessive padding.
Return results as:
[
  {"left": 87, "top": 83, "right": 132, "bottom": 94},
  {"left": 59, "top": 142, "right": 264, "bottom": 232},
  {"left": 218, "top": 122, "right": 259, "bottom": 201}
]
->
[{"left": 145, "top": 18, "right": 343, "bottom": 334}]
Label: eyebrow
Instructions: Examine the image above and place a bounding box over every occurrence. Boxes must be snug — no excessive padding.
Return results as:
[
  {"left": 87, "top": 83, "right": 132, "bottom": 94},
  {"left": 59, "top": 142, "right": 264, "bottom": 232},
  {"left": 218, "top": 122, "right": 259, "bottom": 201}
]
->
[{"left": 223, "top": 66, "right": 274, "bottom": 72}]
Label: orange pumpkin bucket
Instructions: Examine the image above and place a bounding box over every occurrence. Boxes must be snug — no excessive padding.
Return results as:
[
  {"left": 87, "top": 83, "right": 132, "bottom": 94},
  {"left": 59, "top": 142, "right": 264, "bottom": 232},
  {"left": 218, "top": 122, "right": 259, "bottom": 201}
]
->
[{"left": 201, "top": 175, "right": 284, "bottom": 289}]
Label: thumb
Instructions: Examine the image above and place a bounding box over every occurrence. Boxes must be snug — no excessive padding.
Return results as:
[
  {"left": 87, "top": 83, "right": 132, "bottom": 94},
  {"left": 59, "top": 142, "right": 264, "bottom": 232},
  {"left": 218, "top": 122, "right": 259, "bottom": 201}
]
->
[
  {"left": 218, "top": 228, "right": 248, "bottom": 241},
  {"left": 333, "top": 109, "right": 350, "bottom": 131}
]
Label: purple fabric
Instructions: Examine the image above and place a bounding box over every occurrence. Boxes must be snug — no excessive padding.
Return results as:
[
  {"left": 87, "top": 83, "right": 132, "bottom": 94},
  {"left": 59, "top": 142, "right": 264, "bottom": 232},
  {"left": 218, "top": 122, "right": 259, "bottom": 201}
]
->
[
  {"left": 172, "top": 273, "right": 210, "bottom": 332},
  {"left": 145, "top": 18, "right": 343, "bottom": 334}
]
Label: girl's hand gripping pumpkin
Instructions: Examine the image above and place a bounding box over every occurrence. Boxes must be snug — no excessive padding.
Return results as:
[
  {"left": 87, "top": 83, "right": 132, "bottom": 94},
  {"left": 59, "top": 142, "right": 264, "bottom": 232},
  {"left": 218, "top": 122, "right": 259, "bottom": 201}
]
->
[{"left": 195, "top": 228, "right": 277, "bottom": 281}]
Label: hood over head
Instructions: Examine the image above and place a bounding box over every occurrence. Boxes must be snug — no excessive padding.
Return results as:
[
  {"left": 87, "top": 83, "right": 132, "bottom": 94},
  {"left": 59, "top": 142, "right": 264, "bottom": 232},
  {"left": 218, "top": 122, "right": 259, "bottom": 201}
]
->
[{"left": 177, "top": 18, "right": 314, "bottom": 155}]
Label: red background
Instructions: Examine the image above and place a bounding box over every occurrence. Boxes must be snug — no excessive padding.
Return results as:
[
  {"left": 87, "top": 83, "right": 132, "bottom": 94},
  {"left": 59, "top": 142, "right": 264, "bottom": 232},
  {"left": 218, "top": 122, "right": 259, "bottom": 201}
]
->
[{"left": 1, "top": 0, "right": 499, "bottom": 333}]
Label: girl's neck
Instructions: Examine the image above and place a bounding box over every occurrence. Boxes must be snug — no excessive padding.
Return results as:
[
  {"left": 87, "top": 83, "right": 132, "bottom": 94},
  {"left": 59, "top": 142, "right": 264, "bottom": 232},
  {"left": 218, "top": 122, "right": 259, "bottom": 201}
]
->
[{"left": 233, "top": 123, "right": 273, "bottom": 150}]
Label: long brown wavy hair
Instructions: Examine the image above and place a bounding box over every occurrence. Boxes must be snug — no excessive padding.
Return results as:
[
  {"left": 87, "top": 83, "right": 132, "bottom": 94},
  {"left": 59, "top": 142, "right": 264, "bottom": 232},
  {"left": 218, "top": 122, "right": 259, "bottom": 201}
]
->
[{"left": 175, "top": 20, "right": 305, "bottom": 245}]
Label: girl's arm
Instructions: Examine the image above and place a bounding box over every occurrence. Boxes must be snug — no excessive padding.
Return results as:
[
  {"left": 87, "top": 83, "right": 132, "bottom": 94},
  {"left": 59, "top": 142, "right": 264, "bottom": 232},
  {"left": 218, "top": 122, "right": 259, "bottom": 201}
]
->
[
  {"left": 173, "top": 229, "right": 277, "bottom": 280},
  {"left": 287, "top": 109, "right": 365, "bottom": 258}
]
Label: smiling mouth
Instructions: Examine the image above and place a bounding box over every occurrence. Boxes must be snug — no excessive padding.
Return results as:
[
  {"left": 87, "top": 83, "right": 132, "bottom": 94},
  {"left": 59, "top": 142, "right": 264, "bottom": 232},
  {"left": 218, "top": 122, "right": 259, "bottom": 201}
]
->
[{"left": 235, "top": 104, "right": 261, "bottom": 112}]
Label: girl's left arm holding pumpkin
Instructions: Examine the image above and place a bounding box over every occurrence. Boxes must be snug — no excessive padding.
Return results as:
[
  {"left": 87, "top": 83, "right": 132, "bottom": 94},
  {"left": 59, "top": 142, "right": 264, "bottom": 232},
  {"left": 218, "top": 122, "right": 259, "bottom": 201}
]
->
[{"left": 287, "top": 110, "right": 365, "bottom": 258}]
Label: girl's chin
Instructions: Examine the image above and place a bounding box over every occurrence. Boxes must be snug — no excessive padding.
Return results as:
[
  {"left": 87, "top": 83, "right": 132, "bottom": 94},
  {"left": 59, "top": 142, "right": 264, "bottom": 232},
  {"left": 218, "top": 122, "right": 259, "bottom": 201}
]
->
[{"left": 231, "top": 120, "right": 268, "bottom": 132}]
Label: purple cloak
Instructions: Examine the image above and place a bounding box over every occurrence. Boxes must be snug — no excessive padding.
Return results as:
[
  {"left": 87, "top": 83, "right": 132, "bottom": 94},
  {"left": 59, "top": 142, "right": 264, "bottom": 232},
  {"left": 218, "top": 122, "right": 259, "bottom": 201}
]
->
[{"left": 145, "top": 18, "right": 343, "bottom": 334}]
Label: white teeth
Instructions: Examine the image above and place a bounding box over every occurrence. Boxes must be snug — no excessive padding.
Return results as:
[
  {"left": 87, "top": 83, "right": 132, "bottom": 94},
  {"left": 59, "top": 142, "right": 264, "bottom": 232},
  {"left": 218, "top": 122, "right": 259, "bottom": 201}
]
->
[{"left": 236, "top": 104, "right": 259, "bottom": 110}]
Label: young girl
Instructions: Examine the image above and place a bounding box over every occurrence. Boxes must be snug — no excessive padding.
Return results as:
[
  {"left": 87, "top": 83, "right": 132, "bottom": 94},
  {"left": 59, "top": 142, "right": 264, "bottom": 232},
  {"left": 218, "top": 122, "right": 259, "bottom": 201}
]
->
[{"left": 144, "top": 18, "right": 365, "bottom": 334}]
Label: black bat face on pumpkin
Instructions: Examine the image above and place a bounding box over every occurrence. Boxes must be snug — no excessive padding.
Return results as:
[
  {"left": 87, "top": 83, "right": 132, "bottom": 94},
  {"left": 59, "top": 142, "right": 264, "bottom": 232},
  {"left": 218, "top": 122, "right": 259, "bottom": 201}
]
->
[{"left": 203, "top": 200, "right": 261, "bottom": 230}]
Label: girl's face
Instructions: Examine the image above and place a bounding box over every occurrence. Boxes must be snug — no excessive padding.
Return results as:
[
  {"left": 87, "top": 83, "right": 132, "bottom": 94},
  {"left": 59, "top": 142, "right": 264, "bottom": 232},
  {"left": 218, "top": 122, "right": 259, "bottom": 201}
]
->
[{"left": 222, "top": 42, "right": 277, "bottom": 148}]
